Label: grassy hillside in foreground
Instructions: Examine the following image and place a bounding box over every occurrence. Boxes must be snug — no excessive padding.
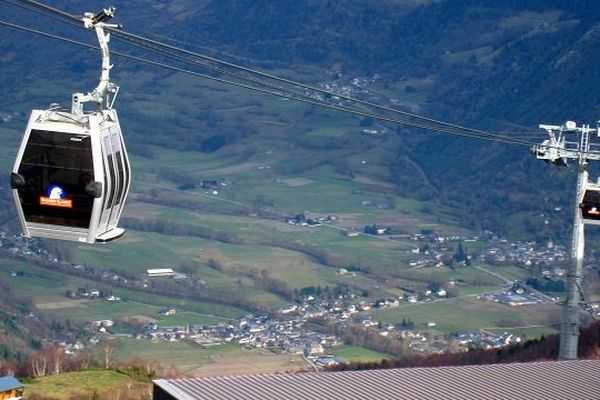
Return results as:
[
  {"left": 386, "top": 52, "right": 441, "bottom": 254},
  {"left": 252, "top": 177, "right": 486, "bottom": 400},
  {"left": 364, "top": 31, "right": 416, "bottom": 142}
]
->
[{"left": 24, "top": 370, "right": 150, "bottom": 400}]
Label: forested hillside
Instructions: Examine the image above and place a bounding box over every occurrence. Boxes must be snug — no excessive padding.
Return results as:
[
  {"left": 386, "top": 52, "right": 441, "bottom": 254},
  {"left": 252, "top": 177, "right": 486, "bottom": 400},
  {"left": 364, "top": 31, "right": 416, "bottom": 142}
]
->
[{"left": 2, "top": 0, "right": 600, "bottom": 237}]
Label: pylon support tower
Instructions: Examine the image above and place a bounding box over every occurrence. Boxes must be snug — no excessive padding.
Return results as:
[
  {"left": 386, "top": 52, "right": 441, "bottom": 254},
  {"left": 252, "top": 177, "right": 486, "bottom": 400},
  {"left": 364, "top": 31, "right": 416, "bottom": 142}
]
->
[{"left": 532, "top": 121, "right": 600, "bottom": 359}]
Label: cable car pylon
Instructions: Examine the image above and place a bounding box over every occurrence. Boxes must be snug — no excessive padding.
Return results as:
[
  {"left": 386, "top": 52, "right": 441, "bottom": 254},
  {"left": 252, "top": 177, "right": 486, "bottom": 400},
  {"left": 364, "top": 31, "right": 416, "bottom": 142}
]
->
[
  {"left": 533, "top": 121, "right": 600, "bottom": 359},
  {"left": 10, "top": 7, "right": 131, "bottom": 244}
]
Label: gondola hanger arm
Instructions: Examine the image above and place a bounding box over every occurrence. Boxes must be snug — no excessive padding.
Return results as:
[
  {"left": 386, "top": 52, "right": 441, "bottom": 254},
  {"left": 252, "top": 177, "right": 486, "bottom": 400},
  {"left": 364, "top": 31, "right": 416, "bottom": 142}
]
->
[{"left": 71, "top": 7, "right": 121, "bottom": 115}]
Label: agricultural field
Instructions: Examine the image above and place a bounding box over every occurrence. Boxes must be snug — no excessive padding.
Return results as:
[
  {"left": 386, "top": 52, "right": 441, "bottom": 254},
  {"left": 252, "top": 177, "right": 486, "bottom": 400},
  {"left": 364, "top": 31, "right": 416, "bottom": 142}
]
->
[
  {"left": 0, "top": 259, "right": 245, "bottom": 324},
  {"left": 1, "top": 102, "right": 561, "bottom": 355},
  {"left": 108, "top": 337, "right": 312, "bottom": 377},
  {"left": 372, "top": 297, "right": 561, "bottom": 340},
  {"left": 0, "top": 58, "right": 562, "bottom": 373},
  {"left": 186, "top": 349, "right": 311, "bottom": 377},
  {"left": 333, "top": 345, "right": 391, "bottom": 363}
]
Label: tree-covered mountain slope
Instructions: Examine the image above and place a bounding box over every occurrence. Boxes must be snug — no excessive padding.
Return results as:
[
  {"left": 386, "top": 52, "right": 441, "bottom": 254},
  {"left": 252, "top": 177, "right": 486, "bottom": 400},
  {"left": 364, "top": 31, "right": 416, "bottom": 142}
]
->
[{"left": 1, "top": 0, "right": 599, "bottom": 239}]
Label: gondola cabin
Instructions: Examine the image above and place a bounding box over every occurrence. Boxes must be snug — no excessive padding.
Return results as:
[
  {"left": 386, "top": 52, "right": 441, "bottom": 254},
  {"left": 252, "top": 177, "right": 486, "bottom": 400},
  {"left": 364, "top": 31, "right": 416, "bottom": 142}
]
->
[
  {"left": 10, "top": 7, "right": 130, "bottom": 244},
  {"left": 11, "top": 108, "right": 130, "bottom": 243},
  {"left": 580, "top": 181, "right": 600, "bottom": 225}
]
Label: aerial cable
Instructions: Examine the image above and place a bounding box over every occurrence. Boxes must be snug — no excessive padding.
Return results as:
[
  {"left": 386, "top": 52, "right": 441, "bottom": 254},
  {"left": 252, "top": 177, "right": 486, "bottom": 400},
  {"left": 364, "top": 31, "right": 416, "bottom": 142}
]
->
[
  {"left": 110, "top": 32, "right": 484, "bottom": 137},
  {"left": 12, "top": 0, "right": 80, "bottom": 23},
  {"left": 0, "top": 0, "right": 80, "bottom": 28},
  {"left": 11, "top": 0, "right": 297, "bottom": 102},
  {"left": 110, "top": 28, "right": 534, "bottom": 140},
  {"left": 15, "top": 0, "right": 544, "bottom": 142},
  {"left": 108, "top": 32, "right": 540, "bottom": 145},
  {"left": 11, "top": 0, "right": 538, "bottom": 142},
  {"left": 108, "top": 28, "right": 542, "bottom": 142},
  {"left": 0, "top": 19, "right": 538, "bottom": 147},
  {"left": 112, "top": 33, "right": 307, "bottom": 96},
  {"left": 0, "top": 18, "right": 538, "bottom": 147}
]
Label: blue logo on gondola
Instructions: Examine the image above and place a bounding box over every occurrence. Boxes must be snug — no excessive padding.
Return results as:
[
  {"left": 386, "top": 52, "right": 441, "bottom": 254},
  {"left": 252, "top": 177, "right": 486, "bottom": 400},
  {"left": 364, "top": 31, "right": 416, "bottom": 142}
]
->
[
  {"left": 40, "top": 184, "right": 72, "bottom": 208},
  {"left": 47, "top": 184, "right": 66, "bottom": 199}
]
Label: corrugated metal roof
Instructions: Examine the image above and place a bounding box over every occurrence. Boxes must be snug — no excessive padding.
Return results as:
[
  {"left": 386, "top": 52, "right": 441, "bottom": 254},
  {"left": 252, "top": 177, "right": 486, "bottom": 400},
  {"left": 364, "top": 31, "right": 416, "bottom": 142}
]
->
[
  {"left": 154, "top": 360, "right": 600, "bottom": 400},
  {"left": 0, "top": 376, "right": 23, "bottom": 392}
]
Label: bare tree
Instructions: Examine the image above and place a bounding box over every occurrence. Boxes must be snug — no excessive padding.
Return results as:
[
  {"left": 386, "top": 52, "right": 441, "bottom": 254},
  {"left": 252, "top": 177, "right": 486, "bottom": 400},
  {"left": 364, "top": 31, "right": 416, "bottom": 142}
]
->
[
  {"left": 99, "top": 338, "right": 117, "bottom": 370},
  {"left": 73, "top": 350, "right": 94, "bottom": 371},
  {"left": 144, "top": 358, "right": 161, "bottom": 376},
  {"left": 48, "top": 345, "right": 66, "bottom": 375},
  {"left": 163, "top": 364, "right": 182, "bottom": 379},
  {"left": 0, "top": 360, "right": 18, "bottom": 376},
  {"left": 27, "top": 351, "right": 48, "bottom": 378}
]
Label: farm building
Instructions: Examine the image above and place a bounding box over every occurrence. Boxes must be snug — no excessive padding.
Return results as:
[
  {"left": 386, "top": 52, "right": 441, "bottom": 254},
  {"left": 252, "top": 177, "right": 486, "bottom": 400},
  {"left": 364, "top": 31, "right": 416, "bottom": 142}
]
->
[
  {"left": 153, "top": 360, "right": 600, "bottom": 399},
  {"left": 147, "top": 268, "right": 175, "bottom": 277},
  {"left": 0, "top": 376, "right": 23, "bottom": 400}
]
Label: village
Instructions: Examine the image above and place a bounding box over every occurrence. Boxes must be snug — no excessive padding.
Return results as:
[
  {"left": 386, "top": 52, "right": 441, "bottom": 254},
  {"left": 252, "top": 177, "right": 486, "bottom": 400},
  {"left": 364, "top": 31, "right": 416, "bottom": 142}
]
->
[
  {"left": 117, "top": 292, "right": 528, "bottom": 367},
  {"left": 0, "top": 226, "right": 579, "bottom": 367}
]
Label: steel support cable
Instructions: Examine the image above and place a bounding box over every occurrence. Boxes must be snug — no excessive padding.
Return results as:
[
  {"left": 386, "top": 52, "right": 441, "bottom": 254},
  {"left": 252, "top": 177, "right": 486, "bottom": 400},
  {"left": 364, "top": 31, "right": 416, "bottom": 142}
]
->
[
  {"left": 111, "top": 32, "right": 504, "bottom": 139},
  {"left": 0, "top": 0, "right": 80, "bottom": 28},
  {"left": 13, "top": 0, "right": 80, "bottom": 23},
  {"left": 11, "top": 0, "right": 548, "bottom": 145},
  {"left": 0, "top": 19, "right": 540, "bottom": 147},
  {"left": 110, "top": 32, "right": 541, "bottom": 145},
  {"left": 12, "top": 0, "right": 540, "bottom": 143},
  {"left": 109, "top": 28, "right": 540, "bottom": 143},
  {"left": 112, "top": 33, "right": 308, "bottom": 97},
  {"left": 6, "top": 0, "right": 301, "bottom": 102},
  {"left": 7, "top": 0, "right": 452, "bottom": 136},
  {"left": 0, "top": 19, "right": 535, "bottom": 147},
  {"left": 109, "top": 29, "right": 526, "bottom": 139}
]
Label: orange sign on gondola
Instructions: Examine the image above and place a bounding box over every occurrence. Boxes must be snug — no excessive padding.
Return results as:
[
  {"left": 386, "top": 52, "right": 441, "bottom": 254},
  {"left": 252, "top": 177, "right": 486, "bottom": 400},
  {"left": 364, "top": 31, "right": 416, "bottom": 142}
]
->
[
  {"left": 40, "top": 196, "right": 73, "bottom": 208},
  {"left": 40, "top": 185, "right": 73, "bottom": 208}
]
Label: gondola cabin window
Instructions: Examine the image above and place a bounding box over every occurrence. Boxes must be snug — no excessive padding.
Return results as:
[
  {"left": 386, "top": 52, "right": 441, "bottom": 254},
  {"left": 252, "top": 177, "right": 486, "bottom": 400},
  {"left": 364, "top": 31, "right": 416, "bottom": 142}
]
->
[
  {"left": 17, "top": 129, "right": 95, "bottom": 228},
  {"left": 581, "top": 183, "right": 600, "bottom": 224}
]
